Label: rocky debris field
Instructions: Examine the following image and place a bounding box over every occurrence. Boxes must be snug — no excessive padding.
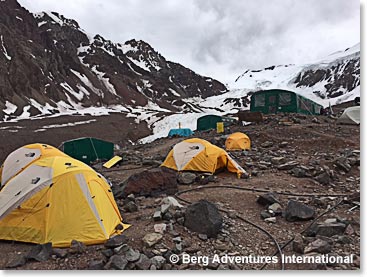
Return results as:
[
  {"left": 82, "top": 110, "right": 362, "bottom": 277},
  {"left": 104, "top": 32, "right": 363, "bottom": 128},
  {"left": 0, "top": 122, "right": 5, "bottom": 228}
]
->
[{"left": 0, "top": 112, "right": 360, "bottom": 270}]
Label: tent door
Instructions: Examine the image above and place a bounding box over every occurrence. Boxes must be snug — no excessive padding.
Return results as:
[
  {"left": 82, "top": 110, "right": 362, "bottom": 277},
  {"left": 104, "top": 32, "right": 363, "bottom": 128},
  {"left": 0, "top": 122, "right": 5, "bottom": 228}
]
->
[{"left": 268, "top": 95, "right": 277, "bottom": 114}]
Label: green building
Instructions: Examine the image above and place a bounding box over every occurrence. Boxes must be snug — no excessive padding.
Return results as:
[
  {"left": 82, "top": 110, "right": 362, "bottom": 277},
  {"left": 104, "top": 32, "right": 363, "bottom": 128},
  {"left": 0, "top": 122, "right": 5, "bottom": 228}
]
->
[
  {"left": 197, "top": 115, "right": 237, "bottom": 131},
  {"left": 250, "top": 89, "right": 323, "bottom": 115},
  {"left": 61, "top": 137, "right": 114, "bottom": 165}
]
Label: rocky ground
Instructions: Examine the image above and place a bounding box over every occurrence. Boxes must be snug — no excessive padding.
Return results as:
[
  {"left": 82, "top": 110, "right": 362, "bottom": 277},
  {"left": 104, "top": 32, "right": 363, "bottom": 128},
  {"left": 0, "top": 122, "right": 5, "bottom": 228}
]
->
[{"left": 0, "top": 110, "right": 360, "bottom": 270}]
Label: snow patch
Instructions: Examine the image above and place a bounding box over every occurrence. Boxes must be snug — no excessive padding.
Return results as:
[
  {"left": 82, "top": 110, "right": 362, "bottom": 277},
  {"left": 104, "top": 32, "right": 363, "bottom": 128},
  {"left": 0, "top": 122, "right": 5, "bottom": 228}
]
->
[{"left": 1, "top": 35, "right": 11, "bottom": 60}]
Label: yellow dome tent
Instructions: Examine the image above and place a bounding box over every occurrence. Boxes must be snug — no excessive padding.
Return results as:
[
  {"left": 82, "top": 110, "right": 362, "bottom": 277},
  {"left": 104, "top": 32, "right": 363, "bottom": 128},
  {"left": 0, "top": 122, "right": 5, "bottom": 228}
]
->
[
  {"left": 161, "top": 138, "right": 246, "bottom": 177},
  {"left": 225, "top": 132, "right": 251, "bottom": 151},
  {"left": 0, "top": 144, "right": 127, "bottom": 247}
]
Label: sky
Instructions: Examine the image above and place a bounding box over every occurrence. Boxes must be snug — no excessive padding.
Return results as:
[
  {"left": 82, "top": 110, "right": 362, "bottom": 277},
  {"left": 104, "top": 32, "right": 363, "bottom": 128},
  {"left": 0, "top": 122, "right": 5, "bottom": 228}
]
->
[{"left": 18, "top": 0, "right": 360, "bottom": 84}]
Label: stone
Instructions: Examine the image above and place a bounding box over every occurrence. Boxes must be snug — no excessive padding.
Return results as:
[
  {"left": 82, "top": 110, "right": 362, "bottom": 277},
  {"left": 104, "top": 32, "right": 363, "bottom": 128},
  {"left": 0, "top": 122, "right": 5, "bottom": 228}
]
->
[
  {"left": 284, "top": 200, "right": 315, "bottom": 222},
  {"left": 6, "top": 255, "right": 27, "bottom": 268},
  {"left": 256, "top": 192, "right": 280, "bottom": 206},
  {"left": 161, "top": 204, "right": 171, "bottom": 214},
  {"left": 127, "top": 194, "right": 135, "bottom": 201},
  {"left": 198, "top": 234, "right": 208, "bottom": 241},
  {"left": 177, "top": 172, "right": 197, "bottom": 185},
  {"left": 268, "top": 203, "right": 282, "bottom": 215},
  {"left": 335, "top": 235, "right": 353, "bottom": 245},
  {"left": 115, "top": 167, "right": 178, "bottom": 198},
  {"left": 105, "top": 234, "right": 129, "bottom": 248},
  {"left": 69, "top": 240, "right": 86, "bottom": 254},
  {"left": 271, "top": 157, "right": 286, "bottom": 165},
  {"left": 314, "top": 172, "right": 331, "bottom": 185},
  {"left": 161, "top": 196, "right": 183, "bottom": 208},
  {"left": 151, "top": 256, "right": 166, "bottom": 269},
  {"left": 126, "top": 249, "right": 141, "bottom": 262},
  {"left": 316, "top": 223, "right": 347, "bottom": 237},
  {"left": 172, "top": 236, "right": 182, "bottom": 243},
  {"left": 143, "top": 233, "right": 163, "bottom": 247},
  {"left": 153, "top": 210, "right": 162, "bottom": 221},
  {"left": 261, "top": 141, "right": 273, "bottom": 148},
  {"left": 102, "top": 249, "right": 114, "bottom": 258},
  {"left": 264, "top": 217, "right": 276, "bottom": 223},
  {"left": 135, "top": 254, "right": 152, "bottom": 270},
  {"left": 260, "top": 210, "right": 273, "bottom": 219},
  {"left": 113, "top": 244, "right": 129, "bottom": 254},
  {"left": 88, "top": 259, "right": 105, "bottom": 270},
  {"left": 334, "top": 157, "right": 351, "bottom": 173},
  {"left": 304, "top": 239, "right": 332, "bottom": 254},
  {"left": 184, "top": 200, "right": 223, "bottom": 237},
  {"left": 124, "top": 201, "right": 138, "bottom": 212},
  {"left": 162, "top": 212, "right": 173, "bottom": 221},
  {"left": 26, "top": 243, "right": 53, "bottom": 262},
  {"left": 292, "top": 234, "right": 304, "bottom": 254},
  {"left": 154, "top": 223, "right": 167, "bottom": 234},
  {"left": 344, "top": 224, "right": 355, "bottom": 235},
  {"left": 291, "top": 167, "right": 307, "bottom": 178},
  {"left": 198, "top": 174, "right": 215, "bottom": 185},
  {"left": 104, "top": 255, "right": 128, "bottom": 270},
  {"left": 52, "top": 248, "right": 68, "bottom": 258},
  {"left": 277, "top": 161, "right": 299, "bottom": 170},
  {"left": 177, "top": 217, "right": 184, "bottom": 225}
]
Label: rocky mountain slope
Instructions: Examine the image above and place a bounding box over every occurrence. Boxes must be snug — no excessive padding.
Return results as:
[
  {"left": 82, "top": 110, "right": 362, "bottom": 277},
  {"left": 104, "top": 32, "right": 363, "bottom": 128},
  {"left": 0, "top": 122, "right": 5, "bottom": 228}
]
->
[{"left": 0, "top": 0, "right": 227, "bottom": 121}]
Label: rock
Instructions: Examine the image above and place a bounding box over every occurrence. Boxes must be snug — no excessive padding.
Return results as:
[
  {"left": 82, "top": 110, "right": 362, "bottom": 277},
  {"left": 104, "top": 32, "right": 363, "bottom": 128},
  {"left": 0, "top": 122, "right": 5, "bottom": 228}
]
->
[
  {"left": 124, "top": 201, "right": 138, "bottom": 212},
  {"left": 291, "top": 167, "right": 307, "bottom": 178},
  {"left": 335, "top": 235, "right": 353, "bottom": 244},
  {"left": 198, "top": 173, "right": 215, "bottom": 185},
  {"left": 127, "top": 193, "right": 135, "bottom": 201},
  {"left": 161, "top": 204, "right": 171, "bottom": 214},
  {"left": 279, "top": 141, "right": 289, "bottom": 148},
  {"left": 260, "top": 210, "right": 273, "bottom": 219},
  {"left": 256, "top": 192, "right": 280, "bottom": 206},
  {"left": 104, "top": 255, "right": 128, "bottom": 270},
  {"left": 105, "top": 234, "right": 129, "bottom": 248},
  {"left": 126, "top": 249, "right": 141, "bottom": 262},
  {"left": 264, "top": 217, "right": 276, "bottom": 223},
  {"left": 143, "top": 233, "right": 163, "bottom": 247},
  {"left": 284, "top": 200, "right": 315, "bottom": 221},
  {"left": 344, "top": 224, "right": 355, "bottom": 235},
  {"left": 198, "top": 234, "right": 208, "bottom": 241},
  {"left": 314, "top": 172, "right": 331, "bottom": 185},
  {"left": 271, "top": 157, "right": 286, "bottom": 165},
  {"left": 113, "top": 244, "right": 129, "bottom": 254},
  {"left": 268, "top": 203, "right": 282, "bottom": 215},
  {"left": 6, "top": 255, "right": 27, "bottom": 268},
  {"left": 52, "top": 248, "right": 68, "bottom": 258},
  {"left": 161, "top": 196, "right": 183, "bottom": 208},
  {"left": 26, "top": 243, "right": 52, "bottom": 262},
  {"left": 69, "top": 240, "right": 87, "bottom": 254},
  {"left": 154, "top": 223, "right": 167, "bottom": 234},
  {"left": 292, "top": 234, "right": 304, "bottom": 254},
  {"left": 304, "top": 239, "right": 332, "bottom": 254},
  {"left": 184, "top": 200, "right": 223, "bottom": 237},
  {"left": 102, "top": 249, "right": 114, "bottom": 258},
  {"left": 334, "top": 157, "right": 351, "bottom": 172},
  {"left": 88, "top": 259, "right": 105, "bottom": 270},
  {"left": 174, "top": 242, "right": 183, "bottom": 253},
  {"left": 261, "top": 141, "right": 273, "bottom": 148},
  {"left": 135, "top": 254, "right": 152, "bottom": 270},
  {"left": 162, "top": 212, "right": 173, "bottom": 221},
  {"left": 153, "top": 210, "right": 162, "bottom": 221},
  {"left": 177, "top": 172, "right": 197, "bottom": 185},
  {"left": 316, "top": 223, "right": 347, "bottom": 237},
  {"left": 115, "top": 167, "right": 178, "bottom": 198},
  {"left": 177, "top": 217, "right": 185, "bottom": 225},
  {"left": 151, "top": 256, "right": 166, "bottom": 269},
  {"left": 277, "top": 161, "right": 299, "bottom": 170}
]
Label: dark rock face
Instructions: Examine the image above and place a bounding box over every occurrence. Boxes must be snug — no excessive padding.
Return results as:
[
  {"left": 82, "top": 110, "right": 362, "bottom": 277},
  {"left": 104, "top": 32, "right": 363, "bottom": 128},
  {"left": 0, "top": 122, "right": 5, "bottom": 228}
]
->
[
  {"left": 184, "top": 200, "right": 223, "bottom": 237},
  {"left": 115, "top": 167, "right": 178, "bottom": 198},
  {"left": 284, "top": 200, "right": 315, "bottom": 222},
  {"left": 26, "top": 242, "right": 53, "bottom": 262},
  {"left": 105, "top": 234, "right": 129, "bottom": 248},
  {"left": 0, "top": 0, "right": 227, "bottom": 120},
  {"left": 256, "top": 193, "right": 280, "bottom": 206}
]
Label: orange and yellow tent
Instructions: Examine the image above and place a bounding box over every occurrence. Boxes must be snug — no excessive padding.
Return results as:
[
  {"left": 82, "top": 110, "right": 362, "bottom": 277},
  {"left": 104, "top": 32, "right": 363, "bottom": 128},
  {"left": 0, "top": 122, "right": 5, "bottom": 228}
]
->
[{"left": 225, "top": 132, "right": 251, "bottom": 151}]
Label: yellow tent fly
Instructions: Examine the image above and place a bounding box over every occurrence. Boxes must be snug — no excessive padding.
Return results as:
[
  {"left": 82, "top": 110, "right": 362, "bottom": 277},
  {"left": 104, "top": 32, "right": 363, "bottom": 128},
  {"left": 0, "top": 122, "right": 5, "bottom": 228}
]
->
[{"left": 0, "top": 144, "right": 128, "bottom": 247}]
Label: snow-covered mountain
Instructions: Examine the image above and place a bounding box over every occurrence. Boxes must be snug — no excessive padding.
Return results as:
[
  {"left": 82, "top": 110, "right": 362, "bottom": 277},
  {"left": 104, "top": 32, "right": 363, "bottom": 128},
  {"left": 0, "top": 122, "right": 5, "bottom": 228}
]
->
[{"left": 0, "top": 0, "right": 227, "bottom": 121}]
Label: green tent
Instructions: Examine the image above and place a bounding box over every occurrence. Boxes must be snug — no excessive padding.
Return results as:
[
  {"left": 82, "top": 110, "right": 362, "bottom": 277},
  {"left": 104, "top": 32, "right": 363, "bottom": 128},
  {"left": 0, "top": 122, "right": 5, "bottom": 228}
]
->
[
  {"left": 197, "top": 115, "right": 236, "bottom": 131},
  {"left": 250, "top": 89, "right": 323, "bottom": 115},
  {"left": 61, "top": 137, "right": 114, "bottom": 165}
]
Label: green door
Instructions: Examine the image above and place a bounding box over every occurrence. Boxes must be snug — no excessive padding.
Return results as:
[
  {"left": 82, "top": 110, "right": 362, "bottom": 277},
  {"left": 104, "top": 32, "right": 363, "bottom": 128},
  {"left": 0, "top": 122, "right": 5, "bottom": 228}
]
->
[{"left": 267, "top": 94, "right": 278, "bottom": 114}]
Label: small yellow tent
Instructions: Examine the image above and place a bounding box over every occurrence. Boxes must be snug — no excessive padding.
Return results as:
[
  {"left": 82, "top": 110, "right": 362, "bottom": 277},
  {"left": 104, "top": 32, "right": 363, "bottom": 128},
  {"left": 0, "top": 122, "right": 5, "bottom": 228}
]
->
[
  {"left": 0, "top": 144, "right": 127, "bottom": 247},
  {"left": 161, "top": 138, "right": 245, "bottom": 177},
  {"left": 225, "top": 132, "right": 251, "bottom": 151}
]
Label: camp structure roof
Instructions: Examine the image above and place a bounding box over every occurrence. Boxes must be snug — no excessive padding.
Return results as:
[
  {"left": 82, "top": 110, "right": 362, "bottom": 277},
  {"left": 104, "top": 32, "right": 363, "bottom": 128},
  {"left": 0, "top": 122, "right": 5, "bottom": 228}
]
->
[
  {"left": 0, "top": 144, "right": 127, "bottom": 247},
  {"left": 168, "top": 128, "right": 193, "bottom": 137},
  {"left": 337, "top": 106, "right": 360, "bottom": 125},
  {"left": 60, "top": 137, "right": 114, "bottom": 165}
]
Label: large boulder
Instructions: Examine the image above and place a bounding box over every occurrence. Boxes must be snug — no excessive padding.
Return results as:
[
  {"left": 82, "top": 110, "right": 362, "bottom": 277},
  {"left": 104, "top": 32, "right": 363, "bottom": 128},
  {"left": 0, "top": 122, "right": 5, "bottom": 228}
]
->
[
  {"left": 184, "top": 200, "right": 223, "bottom": 237},
  {"left": 284, "top": 200, "right": 315, "bottom": 221},
  {"left": 113, "top": 167, "right": 178, "bottom": 198}
]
